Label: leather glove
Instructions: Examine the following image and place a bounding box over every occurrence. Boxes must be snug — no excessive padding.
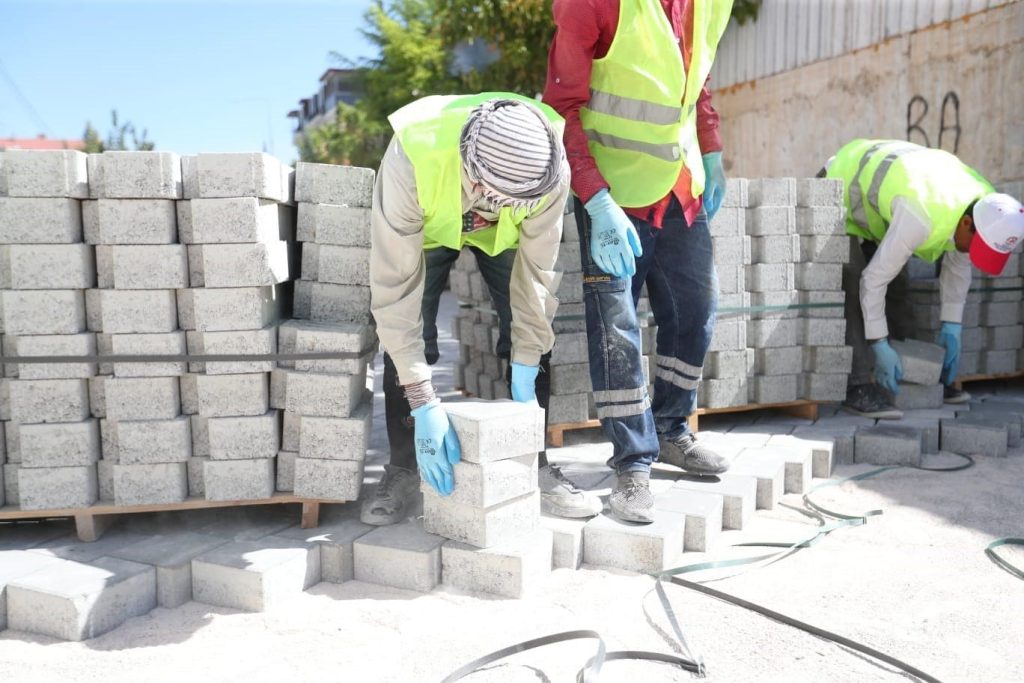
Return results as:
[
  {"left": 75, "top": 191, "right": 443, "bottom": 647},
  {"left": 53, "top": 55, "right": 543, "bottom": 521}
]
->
[
  {"left": 510, "top": 362, "right": 539, "bottom": 403},
  {"left": 937, "top": 322, "right": 963, "bottom": 386},
  {"left": 584, "top": 189, "right": 642, "bottom": 279},
  {"left": 871, "top": 339, "right": 904, "bottom": 394},
  {"left": 701, "top": 151, "right": 726, "bottom": 220},
  {"left": 410, "top": 399, "right": 461, "bottom": 496}
]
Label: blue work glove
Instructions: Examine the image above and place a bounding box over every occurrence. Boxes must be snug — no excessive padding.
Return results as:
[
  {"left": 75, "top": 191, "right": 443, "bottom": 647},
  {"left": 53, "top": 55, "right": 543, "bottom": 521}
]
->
[
  {"left": 510, "top": 362, "right": 539, "bottom": 403},
  {"left": 701, "top": 151, "right": 726, "bottom": 220},
  {"left": 937, "top": 322, "right": 962, "bottom": 386},
  {"left": 871, "top": 339, "right": 904, "bottom": 394},
  {"left": 409, "top": 399, "right": 461, "bottom": 496},
  {"left": 583, "top": 189, "right": 642, "bottom": 279}
]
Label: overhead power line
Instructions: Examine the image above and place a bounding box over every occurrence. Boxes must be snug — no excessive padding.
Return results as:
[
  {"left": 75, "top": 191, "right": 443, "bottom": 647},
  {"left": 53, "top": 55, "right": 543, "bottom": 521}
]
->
[{"left": 0, "top": 55, "right": 53, "bottom": 136}]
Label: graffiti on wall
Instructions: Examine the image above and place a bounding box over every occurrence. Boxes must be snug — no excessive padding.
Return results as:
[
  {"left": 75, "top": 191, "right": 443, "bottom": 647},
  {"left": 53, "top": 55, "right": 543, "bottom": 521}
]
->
[{"left": 906, "top": 91, "right": 961, "bottom": 153}]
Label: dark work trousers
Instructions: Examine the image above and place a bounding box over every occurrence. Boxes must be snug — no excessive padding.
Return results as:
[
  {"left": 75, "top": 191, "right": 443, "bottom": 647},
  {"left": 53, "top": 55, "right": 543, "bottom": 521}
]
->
[{"left": 383, "top": 245, "right": 551, "bottom": 472}]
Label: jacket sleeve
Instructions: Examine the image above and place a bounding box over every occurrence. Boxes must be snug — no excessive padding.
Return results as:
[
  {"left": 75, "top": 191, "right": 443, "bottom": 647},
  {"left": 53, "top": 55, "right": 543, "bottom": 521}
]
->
[
  {"left": 509, "top": 174, "right": 570, "bottom": 367},
  {"left": 939, "top": 250, "right": 972, "bottom": 324},
  {"left": 369, "top": 136, "right": 433, "bottom": 386}
]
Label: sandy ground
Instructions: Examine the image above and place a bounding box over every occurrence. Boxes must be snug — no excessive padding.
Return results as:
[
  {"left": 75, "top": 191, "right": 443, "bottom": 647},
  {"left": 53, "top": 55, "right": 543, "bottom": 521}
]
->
[{"left": 2, "top": 292, "right": 1023, "bottom": 682}]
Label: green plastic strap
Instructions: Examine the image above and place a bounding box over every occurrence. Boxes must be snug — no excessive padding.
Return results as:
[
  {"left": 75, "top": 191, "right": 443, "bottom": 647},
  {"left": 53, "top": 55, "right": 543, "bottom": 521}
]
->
[{"left": 985, "top": 538, "right": 1024, "bottom": 580}]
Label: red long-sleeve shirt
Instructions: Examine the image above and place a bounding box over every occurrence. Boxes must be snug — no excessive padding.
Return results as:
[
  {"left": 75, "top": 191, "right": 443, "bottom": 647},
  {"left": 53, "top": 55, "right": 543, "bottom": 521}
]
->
[{"left": 543, "top": 0, "right": 723, "bottom": 228}]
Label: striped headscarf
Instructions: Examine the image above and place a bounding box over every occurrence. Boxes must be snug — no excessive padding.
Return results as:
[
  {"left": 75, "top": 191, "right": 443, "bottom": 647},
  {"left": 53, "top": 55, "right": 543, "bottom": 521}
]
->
[{"left": 460, "top": 98, "right": 565, "bottom": 211}]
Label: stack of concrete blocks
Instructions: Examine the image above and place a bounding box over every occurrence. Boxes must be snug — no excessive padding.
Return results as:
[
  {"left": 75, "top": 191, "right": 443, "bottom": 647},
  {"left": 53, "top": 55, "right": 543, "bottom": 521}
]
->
[
  {"left": 0, "top": 150, "right": 98, "bottom": 511},
  {"left": 423, "top": 401, "right": 551, "bottom": 598},
  {"left": 83, "top": 151, "right": 193, "bottom": 506},
  {"left": 178, "top": 153, "right": 295, "bottom": 502},
  {"left": 273, "top": 161, "right": 377, "bottom": 501}
]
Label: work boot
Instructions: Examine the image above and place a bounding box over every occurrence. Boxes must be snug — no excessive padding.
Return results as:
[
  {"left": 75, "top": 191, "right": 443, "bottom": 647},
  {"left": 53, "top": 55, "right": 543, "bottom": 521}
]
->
[
  {"left": 538, "top": 464, "right": 602, "bottom": 519},
  {"left": 609, "top": 471, "right": 655, "bottom": 524},
  {"left": 944, "top": 384, "right": 971, "bottom": 405},
  {"left": 360, "top": 465, "right": 420, "bottom": 526},
  {"left": 658, "top": 432, "right": 730, "bottom": 475},
  {"left": 842, "top": 383, "right": 903, "bottom": 419}
]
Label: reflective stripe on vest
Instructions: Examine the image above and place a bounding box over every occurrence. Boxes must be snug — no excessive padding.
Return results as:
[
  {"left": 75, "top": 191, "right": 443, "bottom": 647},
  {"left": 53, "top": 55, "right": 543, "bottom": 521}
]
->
[{"left": 848, "top": 142, "right": 921, "bottom": 232}]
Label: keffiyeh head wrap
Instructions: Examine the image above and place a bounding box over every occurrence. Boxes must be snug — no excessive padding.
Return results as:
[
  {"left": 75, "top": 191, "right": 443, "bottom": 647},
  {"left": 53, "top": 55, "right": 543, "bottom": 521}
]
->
[{"left": 460, "top": 98, "right": 565, "bottom": 211}]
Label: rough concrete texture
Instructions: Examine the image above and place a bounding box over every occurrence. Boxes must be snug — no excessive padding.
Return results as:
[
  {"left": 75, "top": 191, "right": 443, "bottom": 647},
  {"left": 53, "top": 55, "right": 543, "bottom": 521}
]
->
[
  {"left": 104, "top": 377, "right": 180, "bottom": 421},
  {"left": 110, "top": 332, "right": 187, "bottom": 377},
  {"left": 898, "top": 417, "right": 940, "bottom": 454},
  {"left": 800, "top": 318, "right": 845, "bottom": 347},
  {"left": 854, "top": 425, "right": 923, "bottom": 466},
  {"left": 180, "top": 197, "right": 290, "bottom": 244},
  {"left": 307, "top": 281, "right": 373, "bottom": 325},
  {"left": 743, "top": 445, "right": 813, "bottom": 495},
  {"left": 889, "top": 339, "right": 944, "bottom": 386},
  {"left": 728, "top": 452, "right": 787, "bottom": 509},
  {"left": 796, "top": 262, "right": 843, "bottom": 291},
  {"left": 302, "top": 244, "right": 369, "bottom": 286},
  {"left": 19, "top": 420, "right": 100, "bottom": 468},
  {"left": 87, "top": 151, "right": 182, "bottom": 199},
  {"left": 294, "top": 162, "right": 374, "bottom": 207},
  {"left": 275, "top": 451, "right": 295, "bottom": 492},
  {"left": 547, "top": 392, "right": 590, "bottom": 424},
  {"left": 97, "top": 289, "right": 178, "bottom": 334},
  {"left": 795, "top": 206, "right": 845, "bottom": 235},
  {"left": 654, "top": 486, "right": 724, "bottom": 552},
  {"left": 186, "top": 326, "right": 275, "bottom": 375},
  {"left": 422, "top": 489, "right": 540, "bottom": 549},
  {"left": 6, "top": 332, "right": 96, "bottom": 380},
  {"left": 113, "top": 463, "right": 188, "bottom": 505},
  {"left": 190, "top": 153, "right": 291, "bottom": 202},
  {"left": 441, "top": 400, "right": 546, "bottom": 463},
  {"left": 0, "top": 197, "right": 82, "bottom": 244},
  {"left": 800, "top": 235, "right": 851, "bottom": 263},
  {"left": 297, "top": 399, "right": 372, "bottom": 460},
  {"left": 111, "top": 532, "right": 229, "bottom": 608},
  {"left": 352, "top": 520, "right": 445, "bottom": 593},
  {"left": 423, "top": 453, "right": 537, "bottom": 509},
  {"left": 672, "top": 475, "right": 757, "bottom": 530},
  {"left": 442, "top": 529, "right": 553, "bottom": 598},
  {"left": 1, "top": 289, "right": 85, "bottom": 336},
  {"left": 195, "top": 372, "right": 269, "bottom": 418},
  {"left": 296, "top": 203, "right": 370, "bottom": 246},
  {"left": 293, "top": 458, "right": 362, "bottom": 501},
  {"left": 207, "top": 412, "right": 279, "bottom": 460},
  {"left": 582, "top": 511, "right": 686, "bottom": 573},
  {"left": 746, "top": 206, "right": 796, "bottom": 236},
  {"left": 8, "top": 378, "right": 90, "bottom": 424},
  {"left": 890, "top": 383, "right": 944, "bottom": 411},
  {"left": 82, "top": 198, "right": 177, "bottom": 244},
  {"left": 17, "top": 465, "right": 98, "bottom": 510},
  {"left": 746, "top": 317, "right": 797, "bottom": 348},
  {"left": 0, "top": 149, "right": 89, "bottom": 198},
  {"left": 768, "top": 433, "right": 834, "bottom": 478},
  {"left": 275, "top": 513, "right": 373, "bottom": 583},
  {"left": 803, "top": 346, "right": 853, "bottom": 374},
  {"left": 750, "top": 374, "right": 799, "bottom": 404},
  {"left": 0, "top": 551, "right": 64, "bottom": 631},
  {"left": 278, "top": 319, "right": 373, "bottom": 375},
  {"left": 274, "top": 370, "right": 363, "bottom": 419},
  {"left": 941, "top": 417, "right": 1009, "bottom": 458},
  {"left": 187, "top": 456, "right": 207, "bottom": 497},
  {"left": 114, "top": 416, "right": 192, "bottom": 464},
  {"left": 539, "top": 514, "right": 586, "bottom": 569},
  {"left": 750, "top": 234, "right": 799, "bottom": 263},
  {"left": 203, "top": 458, "right": 275, "bottom": 501},
  {"left": 190, "top": 242, "right": 291, "bottom": 288},
  {"left": 801, "top": 373, "right": 849, "bottom": 401},
  {"left": 0, "top": 244, "right": 94, "bottom": 290},
  {"left": 178, "top": 285, "right": 283, "bottom": 332},
  {"left": 191, "top": 538, "right": 320, "bottom": 612},
  {"left": 746, "top": 263, "right": 795, "bottom": 292},
  {"left": 103, "top": 245, "right": 188, "bottom": 290},
  {"left": 699, "top": 377, "right": 748, "bottom": 409}
]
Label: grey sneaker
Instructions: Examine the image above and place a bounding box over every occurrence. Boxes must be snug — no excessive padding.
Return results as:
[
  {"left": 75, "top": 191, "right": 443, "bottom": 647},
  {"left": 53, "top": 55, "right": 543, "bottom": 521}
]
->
[
  {"left": 538, "top": 465, "right": 602, "bottom": 519},
  {"left": 843, "top": 383, "right": 903, "bottom": 419},
  {"left": 609, "top": 471, "right": 655, "bottom": 524},
  {"left": 360, "top": 465, "right": 420, "bottom": 526},
  {"left": 944, "top": 385, "right": 971, "bottom": 404},
  {"left": 658, "top": 432, "right": 730, "bottom": 475}
]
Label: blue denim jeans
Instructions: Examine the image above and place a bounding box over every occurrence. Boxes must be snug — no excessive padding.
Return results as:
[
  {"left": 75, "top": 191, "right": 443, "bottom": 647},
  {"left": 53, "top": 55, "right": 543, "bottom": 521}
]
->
[
  {"left": 574, "top": 196, "right": 718, "bottom": 473},
  {"left": 383, "top": 246, "right": 551, "bottom": 471}
]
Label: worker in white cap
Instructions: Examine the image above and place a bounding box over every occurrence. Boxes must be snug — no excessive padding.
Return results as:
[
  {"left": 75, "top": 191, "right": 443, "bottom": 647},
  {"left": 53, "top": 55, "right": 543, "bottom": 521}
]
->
[
  {"left": 362, "top": 93, "right": 602, "bottom": 525},
  {"left": 826, "top": 139, "right": 1024, "bottom": 418}
]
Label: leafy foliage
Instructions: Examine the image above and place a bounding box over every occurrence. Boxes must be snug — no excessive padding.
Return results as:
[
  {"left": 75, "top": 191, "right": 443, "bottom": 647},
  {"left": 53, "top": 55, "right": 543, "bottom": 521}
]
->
[{"left": 82, "top": 110, "right": 154, "bottom": 153}]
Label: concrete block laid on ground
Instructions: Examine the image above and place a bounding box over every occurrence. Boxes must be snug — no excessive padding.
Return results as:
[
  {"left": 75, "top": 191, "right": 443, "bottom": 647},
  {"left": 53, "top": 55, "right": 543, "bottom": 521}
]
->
[
  {"left": 655, "top": 487, "right": 724, "bottom": 552},
  {"left": 423, "top": 489, "right": 540, "bottom": 549},
  {"left": 768, "top": 432, "right": 835, "bottom": 478},
  {"left": 353, "top": 520, "right": 445, "bottom": 593},
  {"left": 275, "top": 515, "right": 373, "bottom": 583},
  {"left": 191, "top": 537, "right": 320, "bottom": 612},
  {"left": 539, "top": 515, "right": 586, "bottom": 570},
  {"left": 442, "top": 528, "right": 553, "bottom": 598},
  {"left": 582, "top": 511, "right": 685, "bottom": 573},
  {"left": 673, "top": 475, "right": 757, "bottom": 530},
  {"left": 111, "top": 532, "right": 229, "bottom": 608},
  {"left": 854, "top": 424, "right": 923, "bottom": 466},
  {"left": 890, "top": 339, "right": 944, "bottom": 385},
  {"left": 0, "top": 551, "right": 65, "bottom": 631},
  {"left": 203, "top": 458, "right": 275, "bottom": 501},
  {"left": 728, "top": 451, "right": 787, "bottom": 509},
  {"left": 742, "top": 444, "right": 813, "bottom": 494},
  {"left": 941, "top": 417, "right": 1009, "bottom": 457},
  {"left": 5, "top": 555, "right": 155, "bottom": 641}
]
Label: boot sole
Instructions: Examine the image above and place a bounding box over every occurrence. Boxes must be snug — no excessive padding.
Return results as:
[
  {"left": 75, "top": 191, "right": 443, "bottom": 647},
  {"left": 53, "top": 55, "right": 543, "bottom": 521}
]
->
[
  {"left": 541, "top": 496, "right": 602, "bottom": 519},
  {"left": 608, "top": 507, "right": 655, "bottom": 524},
  {"left": 842, "top": 405, "right": 904, "bottom": 420},
  {"left": 944, "top": 394, "right": 971, "bottom": 405}
]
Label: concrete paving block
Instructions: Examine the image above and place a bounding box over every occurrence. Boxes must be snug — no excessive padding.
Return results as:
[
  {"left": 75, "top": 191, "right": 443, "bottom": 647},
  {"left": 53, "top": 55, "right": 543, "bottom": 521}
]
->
[
  {"left": 422, "top": 453, "right": 537, "bottom": 509},
  {"left": 0, "top": 197, "right": 82, "bottom": 244},
  {"left": 746, "top": 317, "right": 798, "bottom": 348},
  {"left": 113, "top": 462, "right": 188, "bottom": 505},
  {"left": 98, "top": 289, "right": 178, "bottom": 334},
  {"left": 890, "top": 383, "right": 944, "bottom": 411},
  {"left": 803, "top": 346, "right": 853, "bottom": 374},
  {"left": 114, "top": 416, "right": 192, "bottom": 464},
  {"left": 279, "top": 319, "right": 374, "bottom": 375},
  {"left": 582, "top": 510, "right": 685, "bottom": 573},
  {"left": 110, "top": 331, "right": 187, "bottom": 377},
  {"left": 549, "top": 331, "right": 588, "bottom": 366},
  {"left": 753, "top": 346, "right": 802, "bottom": 375},
  {"left": 191, "top": 537, "right": 320, "bottom": 611},
  {"left": 180, "top": 284, "right": 285, "bottom": 332},
  {"left": 191, "top": 242, "right": 291, "bottom": 288},
  {"left": 796, "top": 206, "right": 845, "bottom": 235},
  {"left": 308, "top": 244, "right": 370, "bottom": 286},
  {"left": 854, "top": 425, "right": 923, "bottom": 466},
  {"left": 182, "top": 197, "right": 291, "bottom": 244},
  {"left": 180, "top": 374, "right": 199, "bottom": 415},
  {"left": 801, "top": 373, "right": 849, "bottom": 402},
  {"left": 9, "top": 378, "right": 90, "bottom": 424},
  {"left": 747, "top": 206, "right": 795, "bottom": 236},
  {"left": 721, "top": 177, "right": 748, "bottom": 208},
  {"left": 984, "top": 325, "right": 1024, "bottom": 351},
  {"left": 18, "top": 465, "right": 98, "bottom": 510},
  {"left": 275, "top": 450, "right": 295, "bottom": 492},
  {"left": 797, "top": 177, "right": 843, "bottom": 207},
  {"left": 708, "top": 318, "right": 746, "bottom": 352},
  {"left": 186, "top": 325, "right": 276, "bottom": 375},
  {"left": 769, "top": 433, "right": 834, "bottom": 478},
  {"left": 554, "top": 240, "right": 582, "bottom": 272},
  {"left": 800, "top": 318, "right": 846, "bottom": 347},
  {"left": 275, "top": 515, "right": 373, "bottom": 583},
  {"left": 19, "top": 420, "right": 100, "bottom": 468},
  {"left": 6, "top": 333, "right": 97, "bottom": 380},
  {"left": 0, "top": 149, "right": 89, "bottom": 198},
  {"left": 111, "top": 532, "right": 229, "bottom": 608},
  {"left": 298, "top": 399, "right": 372, "bottom": 460},
  {"left": 203, "top": 458, "right": 275, "bottom": 501},
  {"left": 750, "top": 234, "right": 799, "bottom": 264},
  {"left": 442, "top": 400, "right": 546, "bottom": 463},
  {"left": 442, "top": 528, "right": 552, "bottom": 598},
  {"left": 540, "top": 514, "right": 586, "bottom": 569},
  {"left": 698, "top": 377, "right": 747, "bottom": 409},
  {"left": 96, "top": 458, "right": 114, "bottom": 500},
  {"left": 898, "top": 417, "right": 940, "bottom": 454},
  {"left": 82, "top": 198, "right": 177, "bottom": 244},
  {"left": 103, "top": 245, "right": 188, "bottom": 289},
  {"left": 728, "top": 451, "right": 786, "bottom": 509},
  {"left": 800, "top": 290, "right": 847, "bottom": 319},
  {"left": 87, "top": 151, "right": 182, "bottom": 199},
  {"left": 556, "top": 271, "right": 584, "bottom": 302},
  {"left": 654, "top": 487, "right": 723, "bottom": 552},
  {"left": 708, "top": 206, "right": 744, "bottom": 237},
  {"left": 193, "top": 153, "right": 290, "bottom": 202},
  {"left": 796, "top": 262, "right": 843, "bottom": 291},
  {"left": 981, "top": 349, "right": 1018, "bottom": 375},
  {"left": 980, "top": 301, "right": 1021, "bottom": 327},
  {"left": 704, "top": 350, "right": 747, "bottom": 379},
  {"left": 3, "top": 463, "right": 18, "bottom": 505},
  {"left": 308, "top": 281, "right": 372, "bottom": 325},
  {"left": 549, "top": 362, "right": 592, "bottom": 395},
  {"left": 548, "top": 392, "right": 590, "bottom": 424},
  {"left": 423, "top": 489, "right": 540, "bottom": 549},
  {"left": 717, "top": 264, "right": 745, "bottom": 294},
  {"left": 353, "top": 520, "right": 445, "bottom": 592},
  {"left": 196, "top": 372, "right": 269, "bottom": 418},
  {"left": 890, "top": 339, "right": 944, "bottom": 386},
  {"left": 281, "top": 411, "right": 301, "bottom": 451},
  {"left": 747, "top": 178, "right": 796, "bottom": 207},
  {"left": 712, "top": 235, "right": 750, "bottom": 266},
  {"left": 2, "top": 290, "right": 85, "bottom": 335},
  {"left": 673, "top": 475, "right": 756, "bottom": 530},
  {"left": 208, "top": 411, "right": 279, "bottom": 460},
  {"left": 187, "top": 456, "right": 207, "bottom": 497},
  {"left": 747, "top": 443, "right": 813, "bottom": 494},
  {"left": 278, "top": 369, "right": 362, "bottom": 418},
  {"left": 746, "top": 263, "right": 795, "bottom": 292},
  {"left": 750, "top": 375, "right": 799, "bottom": 404},
  {"left": 105, "top": 377, "right": 180, "bottom": 421},
  {"left": 0, "top": 244, "right": 94, "bottom": 289},
  {"left": 801, "top": 235, "right": 851, "bottom": 263},
  {"left": 296, "top": 203, "right": 370, "bottom": 246},
  {"left": 0, "top": 550, "right": 66, "bottom": 631},
  {"left": 295, "top": 162, "right": 374, "bottom": 206},
  {"left": 85, "top": 289, "right": 103, "bottom": 334},
  {"left": 6, "top": 555, "right": 155, "bottom": 641},
  {"left": 941, "top": 417, "right": 1008, "bottom": 457}
]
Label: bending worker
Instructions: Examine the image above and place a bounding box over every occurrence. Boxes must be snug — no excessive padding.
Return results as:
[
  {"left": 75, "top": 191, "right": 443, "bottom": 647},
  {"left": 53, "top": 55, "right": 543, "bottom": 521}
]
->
[
  {"left": 827, "top": 139, "right": 1024, "bottom": 418},
  {"left": 544, "top": 0, "right": 734, "bottom": 523},
  {"left": 364, "top": 93, "right": 602, "bottom": 526}
]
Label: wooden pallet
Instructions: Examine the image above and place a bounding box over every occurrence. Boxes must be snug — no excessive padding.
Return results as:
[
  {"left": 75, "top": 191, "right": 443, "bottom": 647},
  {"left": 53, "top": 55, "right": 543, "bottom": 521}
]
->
[
  {"left": 0, "top": 494, "right": 328, "bottom": 543},
  {"left": 957, "top": 370, "right": 1024, "bottom": 385},
  {"left": 547, "top": 400, "right": 820, "bottom": 446}
]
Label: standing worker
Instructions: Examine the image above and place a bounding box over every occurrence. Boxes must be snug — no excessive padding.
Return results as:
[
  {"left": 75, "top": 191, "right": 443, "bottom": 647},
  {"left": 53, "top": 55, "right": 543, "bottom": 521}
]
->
[
  {"left": 827, "top": 139, "right": 1024, "bottom": 417},
  {"left": 544, "top": 0, "right": 734, "bottom": 523},
  {"left": 363, "top": 93, "right": 603, "bottom": 526}
]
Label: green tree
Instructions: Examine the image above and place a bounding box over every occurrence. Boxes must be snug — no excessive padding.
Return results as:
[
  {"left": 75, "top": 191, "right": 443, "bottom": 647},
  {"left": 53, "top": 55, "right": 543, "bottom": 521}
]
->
[{"left": 82, "top": 110, "right": 154, "bottom": 153}]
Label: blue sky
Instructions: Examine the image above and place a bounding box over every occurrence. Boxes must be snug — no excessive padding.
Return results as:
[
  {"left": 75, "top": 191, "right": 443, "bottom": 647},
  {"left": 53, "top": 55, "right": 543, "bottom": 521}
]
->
[{"left": 0, "top": 1, "right": 376, "bottom": 161}]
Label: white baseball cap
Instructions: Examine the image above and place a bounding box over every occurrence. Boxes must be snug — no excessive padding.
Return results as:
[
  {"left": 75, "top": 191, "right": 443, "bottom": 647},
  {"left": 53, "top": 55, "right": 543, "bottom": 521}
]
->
[{"left": 970, "top": 193, "right": 1024, "bottom": 275}]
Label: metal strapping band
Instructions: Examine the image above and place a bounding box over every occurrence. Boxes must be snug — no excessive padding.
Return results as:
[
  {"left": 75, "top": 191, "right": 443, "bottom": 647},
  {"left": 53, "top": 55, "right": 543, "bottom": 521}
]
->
[
  {"left": 0, "top": 343, "right": 380, "bottom": 366},
  {"left": 584, "top": 129, "right": 680, "bottom": 162},
  {"left": 656, "top": 355, "right": 702, "bottom": 378},
  {"left": 592, "top": 387, "right": 648, "bottom": 403},
  {"left": 587, "top": 89, "right": 682, "bottom": 126},
  {"left": 596, "top": 396, "right": 651, "bottom": 419},
  {"left": 656, "top": 367, "right": 699, "bottom": 390}
]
